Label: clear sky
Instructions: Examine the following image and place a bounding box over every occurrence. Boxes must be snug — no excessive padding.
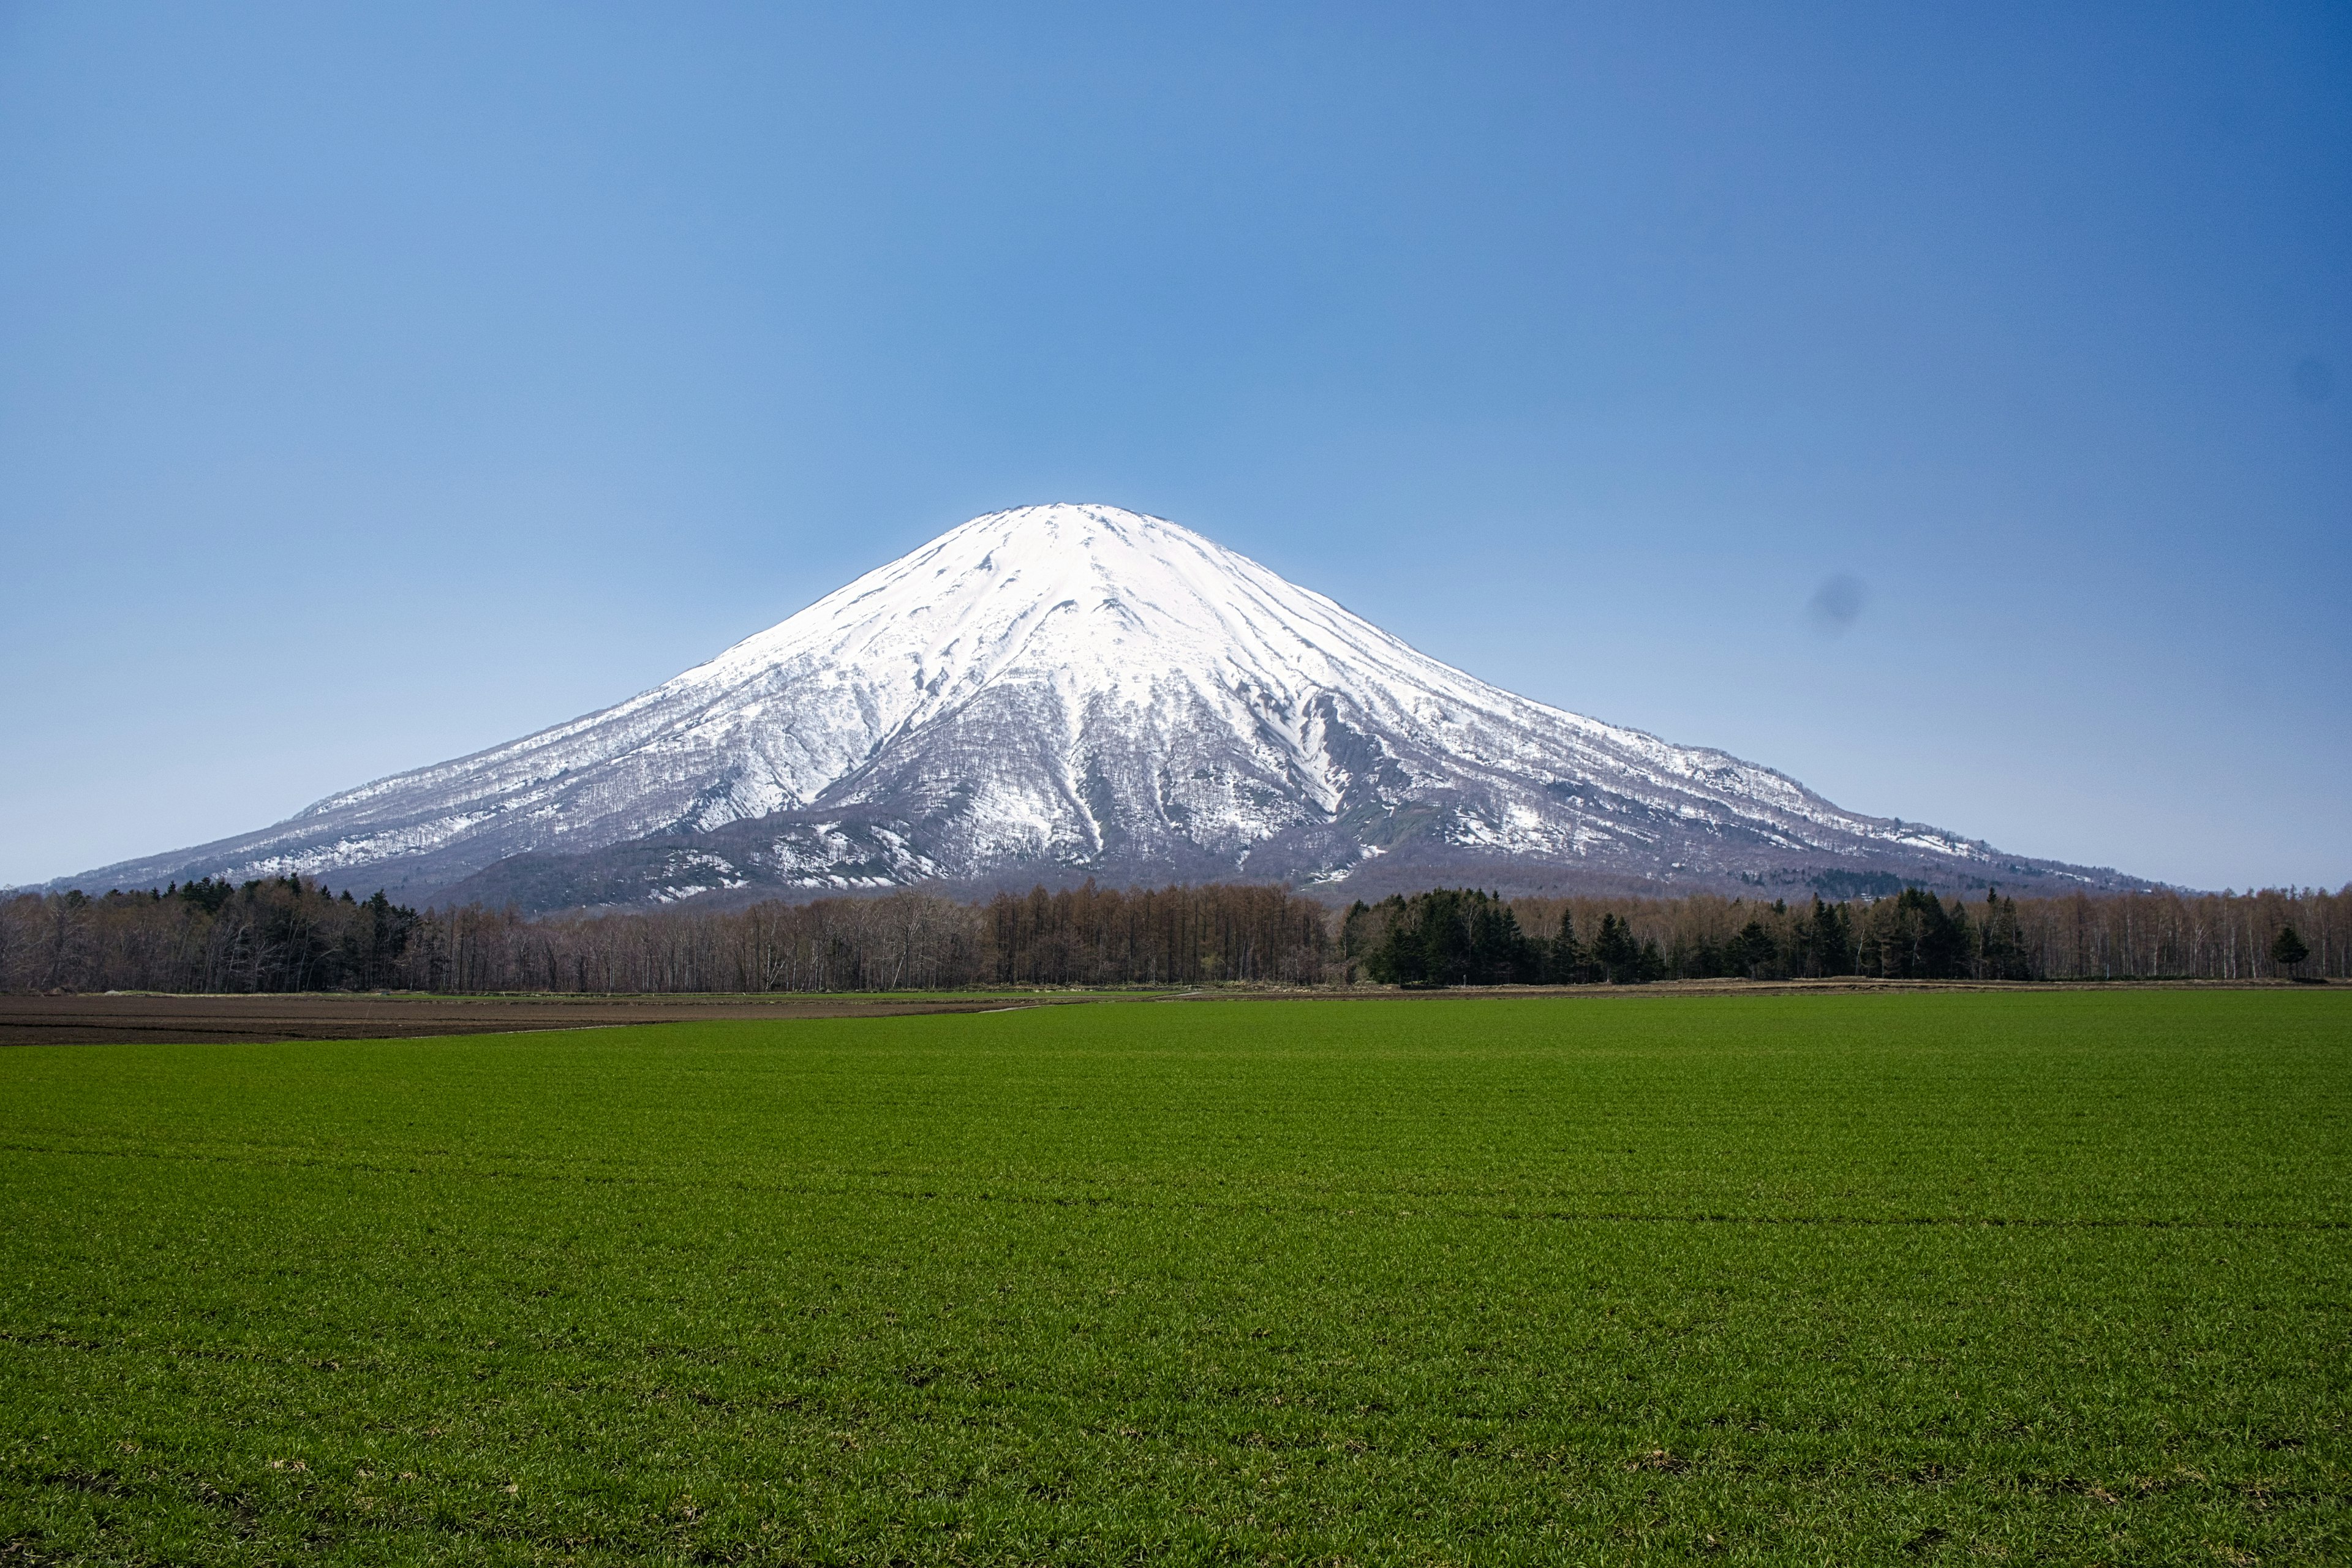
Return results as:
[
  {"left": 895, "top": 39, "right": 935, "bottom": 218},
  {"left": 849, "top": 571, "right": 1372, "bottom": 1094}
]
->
[{"left": 2, "top": 2, "right": 2346, "bottom": 892}]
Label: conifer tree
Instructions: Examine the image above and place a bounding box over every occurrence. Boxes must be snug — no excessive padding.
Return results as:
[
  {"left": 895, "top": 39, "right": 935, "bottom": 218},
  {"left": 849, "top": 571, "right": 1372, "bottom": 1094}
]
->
[
  {"left": 1550, "top": 908, "right": 1584, "bottom": 984},
  {"left": 1591, "top": 913, "right": 1642, "bottom": 984},
  {"left": 1364, "top": 889, "right": 1542, "bottom": 987},
  {"left": 1804, "top": 897, "right": 1853, "bottom": 977},
  {"left": 1979, "top": 888, "right": 2030, "bottom": 980},
  {"left": 1731, "top": 917, "right": 1774, "bottom": 978}
]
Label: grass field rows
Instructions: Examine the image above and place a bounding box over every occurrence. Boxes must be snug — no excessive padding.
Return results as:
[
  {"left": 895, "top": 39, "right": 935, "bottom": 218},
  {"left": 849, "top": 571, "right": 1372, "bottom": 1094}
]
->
[{"left": 2, "top": 990, "right": 2345, "bottom": 1564}]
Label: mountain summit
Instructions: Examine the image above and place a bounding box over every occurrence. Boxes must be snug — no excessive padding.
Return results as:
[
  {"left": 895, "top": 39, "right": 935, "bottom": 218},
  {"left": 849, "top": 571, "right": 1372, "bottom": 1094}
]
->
[{"left": 55, "top": 503, "right": 2135, "bottom": 908}]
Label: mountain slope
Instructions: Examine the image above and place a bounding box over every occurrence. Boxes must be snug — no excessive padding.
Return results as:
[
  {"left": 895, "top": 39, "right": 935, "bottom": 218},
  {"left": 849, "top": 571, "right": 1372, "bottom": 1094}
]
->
[{"left": 49, "top": 504, "right": 2143, "bottom": 907}]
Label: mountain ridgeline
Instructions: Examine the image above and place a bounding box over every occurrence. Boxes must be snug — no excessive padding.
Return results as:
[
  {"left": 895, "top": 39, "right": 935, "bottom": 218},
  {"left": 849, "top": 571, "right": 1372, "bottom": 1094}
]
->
[{"left": 43, "top": 504, "right": 2146, "bottom": 911}]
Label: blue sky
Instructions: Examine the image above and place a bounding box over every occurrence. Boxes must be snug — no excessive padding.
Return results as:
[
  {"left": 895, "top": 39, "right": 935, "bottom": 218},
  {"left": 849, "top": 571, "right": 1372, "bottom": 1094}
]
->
[{"left": 2, "top": 1, "right": 2345, "bottom": 891}]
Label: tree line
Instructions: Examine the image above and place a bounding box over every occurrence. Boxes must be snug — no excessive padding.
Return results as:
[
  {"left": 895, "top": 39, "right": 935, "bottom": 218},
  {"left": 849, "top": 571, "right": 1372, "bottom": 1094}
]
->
[
  {"left": 2, "top": 876, "right": 2342, "bottom": 993},
  {"left": 1348, "top": 883, "right": 2340, "bottom": 985},
  {"left": 0, "top": 878, "right": 1335, "bottom": 995},
  {"left": 1343, "top": 886, "right": 2015, "bottom": 984},
  {"left": 0, "top": 876, "right": 420, "bottom": 995}
]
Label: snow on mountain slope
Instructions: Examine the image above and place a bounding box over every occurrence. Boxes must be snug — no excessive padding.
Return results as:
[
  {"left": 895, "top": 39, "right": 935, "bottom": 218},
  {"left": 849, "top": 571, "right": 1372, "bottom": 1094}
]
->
[{"left": 49, "top": 504, "right": 2132, "bottom": 906}]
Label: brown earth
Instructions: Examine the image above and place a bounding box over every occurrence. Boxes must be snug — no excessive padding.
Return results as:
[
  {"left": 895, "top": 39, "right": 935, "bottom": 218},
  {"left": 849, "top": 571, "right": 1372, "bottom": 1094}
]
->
[
  {"left": 4, "top": 976, "right": 2319, "bottom": 1047},
  {"left": 0, "top": 991, "right": 1115, "bottom": 1047}
]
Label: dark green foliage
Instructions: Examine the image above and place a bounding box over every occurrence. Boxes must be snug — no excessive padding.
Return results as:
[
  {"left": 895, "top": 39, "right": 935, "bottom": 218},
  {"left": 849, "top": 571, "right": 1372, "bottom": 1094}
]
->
[
  {"left": 1, "top": 992, "right": 2345, "bottom": 1564},
  {"left": 1728, "top": 917, "right": 1774, "bottom": 977},
  {"left": 1588, "top": 910, "right": 1656, "bottom": 983},
  {"left": 1858, "top": 887, "right": 1976, "bottom": 980},
  {"left": 1466, "top": 891, "right": 1537, "bottom": 984},
  {"left": 1589, "top": 910, "right": 1631, "bottom": 981},
  {"left": 2275, "top": 924, "right": 2312, "bottom": 973},
  {"left": 1547, "top": 906, "right": 1585, "bottom": 983},
  {"left": 1339, "top": 899, "right": 1376, "bottom": 977},
  {"left": 211, "top": 878, "right": 421, "bottom": 992},
  {"left": 1804, "top": 894, "right": 1856, "bottom": 976},
  {"left": 168, "top": 877, "right": 237, "bottom": 916},
  {"left": 1804, "top": 869, "right": 1910, "bottom": 900},
  {"left": 1978, "top": 889, "right": 2030, "bottom": 981},
  {"left": 1360, "top": 889, "right": 1542, "bottom": 987}
]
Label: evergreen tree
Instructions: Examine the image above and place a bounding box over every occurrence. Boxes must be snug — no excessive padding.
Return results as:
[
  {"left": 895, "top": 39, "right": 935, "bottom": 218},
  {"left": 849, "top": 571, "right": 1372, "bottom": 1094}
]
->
[
  {"left": 1365, "top": 889, "right": 1541, "bottom": 987},
  {"left": 1939, "top": 897, "right": 1975, "bottom": 978},
  {"left": 1364, "top": 891, "right": 1446, "bottom": 987},
  {"left": 1549, "top": 908, "right": 1585, "bottom": 984},
  {"left": 1468, "top": 894, "right": 1540, "bottom": 984},
  {"left": 2272, "top": 924, "right": 2311, "bottom": 974},
  {"left": 1803, "top": 897, "right": 1853, "bottom": 977},
  {"left": 1979, "top": 889, "right": 2030, "bottom": 980},
  {"left": 175, "top": 876, "right": 236, "bottom": 916},
  {"left": 1591, "top": 912, "right": 1643, "bottom": 984},
  {"left": 1338, "top": 899, "right": 1379, "bottom": 979},
  {"left": 1730, "top": 917, "right": 1774, "bottom": 979},
  {"left": 1861, "top": 888, "right": 1973, "bottom": 979}
]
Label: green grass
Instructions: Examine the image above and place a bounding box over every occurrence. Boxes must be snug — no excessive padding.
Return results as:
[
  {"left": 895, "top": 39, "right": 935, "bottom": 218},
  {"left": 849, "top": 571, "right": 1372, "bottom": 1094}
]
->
[{"left": 1, "top": 991, "right": 2345, "bottom": 1564}]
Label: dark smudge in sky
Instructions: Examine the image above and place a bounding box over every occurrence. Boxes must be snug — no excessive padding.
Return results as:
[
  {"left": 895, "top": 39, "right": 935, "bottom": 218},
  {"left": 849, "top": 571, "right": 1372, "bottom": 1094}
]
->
[{"left": 1807, "top": 574, "right": 1868, "bottom": 637}]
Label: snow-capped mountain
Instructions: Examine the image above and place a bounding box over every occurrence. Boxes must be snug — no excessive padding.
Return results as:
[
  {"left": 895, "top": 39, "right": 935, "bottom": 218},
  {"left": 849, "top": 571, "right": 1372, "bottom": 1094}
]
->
[{"left": 52, "top": 503, "right": 2138, "bottom": 908}]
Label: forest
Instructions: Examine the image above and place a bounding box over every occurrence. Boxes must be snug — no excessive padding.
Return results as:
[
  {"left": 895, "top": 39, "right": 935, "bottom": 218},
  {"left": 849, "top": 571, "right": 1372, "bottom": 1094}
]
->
[
  {"left": 1343, "top": 886, "right": 2009, "bottom": 986},
  {"left": 1, "top": 875, "right": 2343, "bottom": 995}
]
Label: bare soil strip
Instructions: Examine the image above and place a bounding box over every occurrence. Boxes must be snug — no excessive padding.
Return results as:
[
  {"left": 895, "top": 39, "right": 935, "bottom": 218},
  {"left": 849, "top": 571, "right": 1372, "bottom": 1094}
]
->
[
  {"left": 0, "top": 992, "right": 1101, "bottom": 1046},
  {"left": 4, "top": 976, "right": 2321, "bottom": 1047}
]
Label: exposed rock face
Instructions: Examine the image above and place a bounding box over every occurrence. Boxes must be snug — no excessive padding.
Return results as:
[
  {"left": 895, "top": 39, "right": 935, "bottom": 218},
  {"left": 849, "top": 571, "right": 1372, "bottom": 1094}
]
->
[{"left": 51, "top": 504, "right": 2141, "bottom": 908}]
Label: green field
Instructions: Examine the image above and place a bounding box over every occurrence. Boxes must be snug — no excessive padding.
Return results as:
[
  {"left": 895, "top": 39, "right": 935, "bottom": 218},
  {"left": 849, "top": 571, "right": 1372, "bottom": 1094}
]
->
[{"left": 2, "top": 992, "right": 2346, "bottom": 1564}]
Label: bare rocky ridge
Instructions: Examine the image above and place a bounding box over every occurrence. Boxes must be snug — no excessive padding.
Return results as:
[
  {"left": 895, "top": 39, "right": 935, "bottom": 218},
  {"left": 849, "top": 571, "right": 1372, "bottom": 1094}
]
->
[{"left": 47, "top": 503, "right": 2146, "bottom": 910}]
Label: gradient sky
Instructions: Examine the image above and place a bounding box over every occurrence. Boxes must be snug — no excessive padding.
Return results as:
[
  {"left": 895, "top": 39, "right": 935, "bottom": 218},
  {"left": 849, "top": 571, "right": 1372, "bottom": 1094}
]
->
[{"left": 3, "top": 1, "right": 2346, "bottom": 892}]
